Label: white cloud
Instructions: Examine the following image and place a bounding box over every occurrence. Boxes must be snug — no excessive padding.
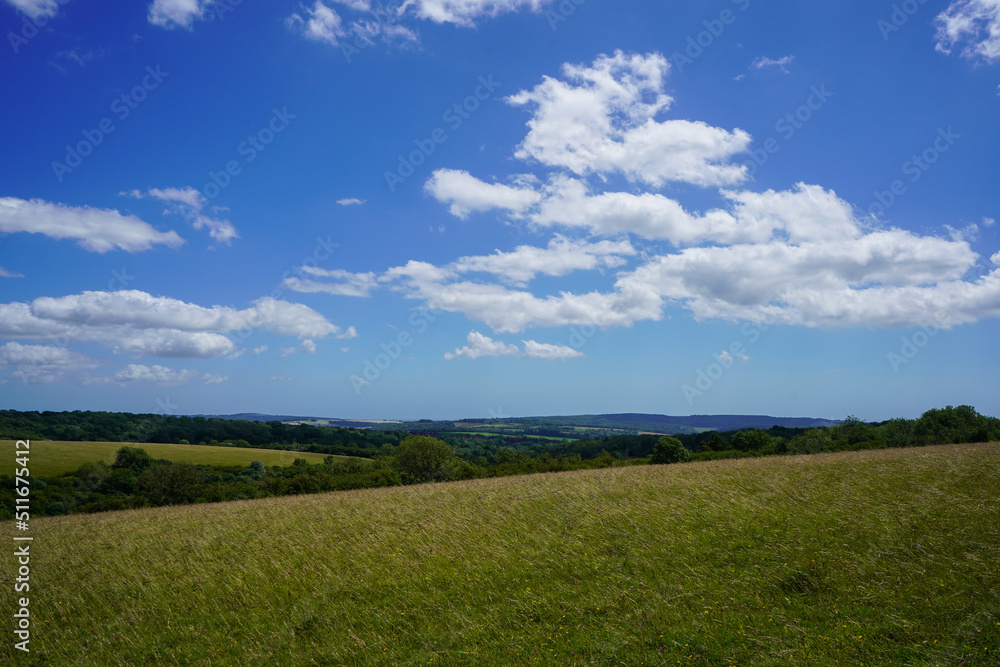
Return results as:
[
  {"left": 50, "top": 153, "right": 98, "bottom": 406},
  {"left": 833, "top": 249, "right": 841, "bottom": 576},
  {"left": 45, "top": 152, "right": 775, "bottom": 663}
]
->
[
  {"left": 0, "top": 267, "right": 24, "bottom": 278},
  {"left": 521, "top": 339, "right": 583, "bottom": 360},
  {"left": 0, "top": 342, "right": 102, "bottom": 383},
  {"left": 0, "top": 197, "right": 184, "bottom": 253},
  {"left": 751, "top": 55, "right": 794, "bottom": 72},
  {"left": 452, "top": 235, "right": 634, "bottom": 285},
  {"left": 337, "top": 326, "right": 359, "bottom": 339},
  {"left": 0, "top": 291, "right": 344, "bottom": 361},
  {"left": 90, "top": 364, "right": 226, "bottom": 386},
  {"left": 425, "top": 169, "right": 542, "bottom": 218},
  {"left": 127, "top": 187, "right": 238, "bottom": 245},
  {"left": 444, "top": 331, "right": 520, "bottom": 359},
  {"left": 282, "top": 268, "right": 379, "bottom": 297},
  {"left": 286, "top": 52, "right": 1000, "bottom": 336},
  {"left": 6, "top": 0, "right": 58, "bottom": 17},
  {"left": 444, "top": 331, "right": 582, "bottom": 360},
  {"left": 148, "top": 0, "right": 214, "bottom": 29},
  {"left": 337, "top": 197, "right": 366, "bottom": 206},
  {"left": 984, "top": 217, "right": 996, "bottom": 227},
  {"left": 288, "top": 1, "right": 346, "bottom": 45},
  {"left": 301, "top": 339, "right": 317, "bottom": 354},
  {"left": 935, "top": 0, "right": 1000, "bottom": 62},
  {"left": 279, "top": 347, "right": 297, "bottom": 357},
  {"left": 506, "top": 51, "right": 750, "bottom": 187},
  {"left": 146, "top": 186, "right": 205, "bottom": 208},
  {"left": 617, "top": 230, "right": 988, "bottom": 328},
  {"left": 252, "top": 345, "right": 269, "bottom": 355},
  {"left": 403, "top": 0, "right": 556, "bottom": 26}
]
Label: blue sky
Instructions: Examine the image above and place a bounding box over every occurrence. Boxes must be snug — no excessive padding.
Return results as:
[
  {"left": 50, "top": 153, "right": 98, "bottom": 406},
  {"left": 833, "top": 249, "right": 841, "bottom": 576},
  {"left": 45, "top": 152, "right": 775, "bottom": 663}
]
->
[{"left": 1, "top": 0, "right": 998, "bottom": 421}]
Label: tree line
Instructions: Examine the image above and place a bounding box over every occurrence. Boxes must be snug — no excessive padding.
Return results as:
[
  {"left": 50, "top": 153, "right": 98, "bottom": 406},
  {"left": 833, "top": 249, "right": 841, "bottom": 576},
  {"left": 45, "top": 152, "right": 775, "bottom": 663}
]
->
[{"left": 1, "top": 406, "right": 996, "bottom": 519}]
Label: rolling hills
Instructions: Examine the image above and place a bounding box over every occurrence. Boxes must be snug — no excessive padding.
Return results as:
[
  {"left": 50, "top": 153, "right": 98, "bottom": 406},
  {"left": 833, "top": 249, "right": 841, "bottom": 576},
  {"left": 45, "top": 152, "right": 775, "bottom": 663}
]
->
[{"left": 4, "top": 442, "right": 998, "bottom": 665}]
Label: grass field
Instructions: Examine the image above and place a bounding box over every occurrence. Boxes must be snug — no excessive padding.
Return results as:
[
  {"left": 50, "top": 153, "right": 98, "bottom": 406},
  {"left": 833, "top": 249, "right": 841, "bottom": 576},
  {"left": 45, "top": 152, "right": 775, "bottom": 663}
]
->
[
  {"left": 450, "top": 431, "right": 576, "bottom": 441},
  {"left": 1, "top": 440, "right": 342, "bottom": 478},
  {"left": 3, "top": 443, "right": 999, "bottom": 665}
]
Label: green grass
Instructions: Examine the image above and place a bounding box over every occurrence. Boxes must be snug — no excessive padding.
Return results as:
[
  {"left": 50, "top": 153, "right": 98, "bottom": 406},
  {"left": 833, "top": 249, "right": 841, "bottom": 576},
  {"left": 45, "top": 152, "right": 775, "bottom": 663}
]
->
[
  {"left": 3, "top": 443, "right": 999, "bottom": 665},
  {"left": 2, "top": 440, "right": 344, "bottom": 477}
]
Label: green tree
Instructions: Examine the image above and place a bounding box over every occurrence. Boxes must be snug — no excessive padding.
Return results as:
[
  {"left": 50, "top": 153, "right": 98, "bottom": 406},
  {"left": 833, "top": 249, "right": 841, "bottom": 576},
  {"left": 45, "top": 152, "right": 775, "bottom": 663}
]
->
[
  {"left": 650, "top": 436, "right": 689, "bottom": 464},
  {"left": 731, "top": 429, "right": 772, "bottom": 452},
  {"left": 112, "top": 446, "right": 155, "bottom": 474},
  {"left": 137, "top": 463, "right": 207, "bottom": 506},
  {"left": 700, "top": 432, "right": 729, "bottom": 452},
  {"left": 393, "top": 436, "right": 456, "bottom": 483}
]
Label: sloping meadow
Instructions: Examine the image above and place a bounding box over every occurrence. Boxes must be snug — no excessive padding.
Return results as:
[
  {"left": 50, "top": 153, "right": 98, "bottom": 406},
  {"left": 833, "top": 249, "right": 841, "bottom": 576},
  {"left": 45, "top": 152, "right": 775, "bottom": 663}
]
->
[{"left": 3, "top": 443, "right": 999, "bottom": 665}]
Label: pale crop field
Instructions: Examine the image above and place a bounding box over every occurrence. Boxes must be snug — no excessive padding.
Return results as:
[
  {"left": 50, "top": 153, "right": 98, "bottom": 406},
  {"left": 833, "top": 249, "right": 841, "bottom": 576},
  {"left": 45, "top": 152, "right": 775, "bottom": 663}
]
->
[
  {"left": 1, "top": 440, "right": 340, "bottom": 478},
  {"left": 2, "top": 443, "right": 998, "bottom": 665}
]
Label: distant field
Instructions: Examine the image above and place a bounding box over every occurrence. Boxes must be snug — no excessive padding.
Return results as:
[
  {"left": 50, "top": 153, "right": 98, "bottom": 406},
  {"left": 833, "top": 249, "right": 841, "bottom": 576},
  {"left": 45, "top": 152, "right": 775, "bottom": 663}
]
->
[
  {"left": 450, "top": 431, "right": 576, "bottom": 441},
  {"left": 1, "top": 440, "right": 343, "bottom": 478},
  {"left": 5, "top": 442, "right": 999, "bottom": 665}
]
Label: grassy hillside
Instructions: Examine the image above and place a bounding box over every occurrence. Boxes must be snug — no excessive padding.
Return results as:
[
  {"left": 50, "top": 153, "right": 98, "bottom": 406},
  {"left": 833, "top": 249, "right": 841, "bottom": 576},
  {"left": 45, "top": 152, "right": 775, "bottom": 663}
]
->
[
  {"left": 2, "top": 440, "right": 340, "bottom": 477},
  {"left": 3, "top": 443, "right": 999, "bottom": 665}
]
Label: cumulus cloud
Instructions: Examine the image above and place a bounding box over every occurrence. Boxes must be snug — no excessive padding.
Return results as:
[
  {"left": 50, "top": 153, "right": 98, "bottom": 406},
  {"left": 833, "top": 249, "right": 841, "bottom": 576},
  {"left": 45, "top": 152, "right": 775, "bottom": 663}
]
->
[
  {"left": 935, "top": 0, "right": 1000, "bottom": 62},
  {"left": 425, "top": 169, "right": 542, "bottom": 218},
  {"left": 444, "top": 331, "right": 519, "bottom": 359},
  {"left": 0, "top": 197, "right": 184, "bottom": 253},
  {"left": 126, "top": 187, "right": 238, "bottom": 245},
  {"left": 284, "top": 51, "right": 1000, "bottom": 336},
  {"left": 282, "top": 268, "right": 379, "bottom": 297},
  {"left": 0, "top": 342, "right": 102, "bottom": 384},
  {"left": 452, "top": 235, "right": 634, "bottom": 285},
  {"left": 301, "top": 339, "right": 317, "bottom": 354},
  {"left": 148, "top": 0, "right": 215, "bottom": 29},
  {"left": 444, "top": 331, "right": 582, "bottom": 360},
  {"left": 0, "top": 267, "right": 24, "bottom": 278},
  {"left": 337, "top": 197, "right": 366, "bottom": 206},
  {"left": 0, "top": 291, "right": 346, "bottom": 363},
  {"left": 506, "top": 51, "right": 750, "bottom": 187}
]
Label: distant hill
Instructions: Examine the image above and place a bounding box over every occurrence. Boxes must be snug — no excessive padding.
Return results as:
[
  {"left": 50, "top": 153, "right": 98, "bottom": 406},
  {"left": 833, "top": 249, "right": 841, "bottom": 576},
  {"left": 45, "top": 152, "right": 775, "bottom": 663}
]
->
[{"left": 203, "top": 412, "right": 839, "bottom": 435}]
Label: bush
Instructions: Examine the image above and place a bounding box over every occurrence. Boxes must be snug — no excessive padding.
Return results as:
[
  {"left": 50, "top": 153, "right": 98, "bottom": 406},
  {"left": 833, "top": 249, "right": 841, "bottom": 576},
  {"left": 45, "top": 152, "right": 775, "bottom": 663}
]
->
[
  {"left": 393, "top": 436, "right": 456, "bottom": 483},
  {"left": 112, "top": 446, "right": 155, "bottom": 474},
  {"left": 650, "top": 436, "right": 690, "bottom": 464}
]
